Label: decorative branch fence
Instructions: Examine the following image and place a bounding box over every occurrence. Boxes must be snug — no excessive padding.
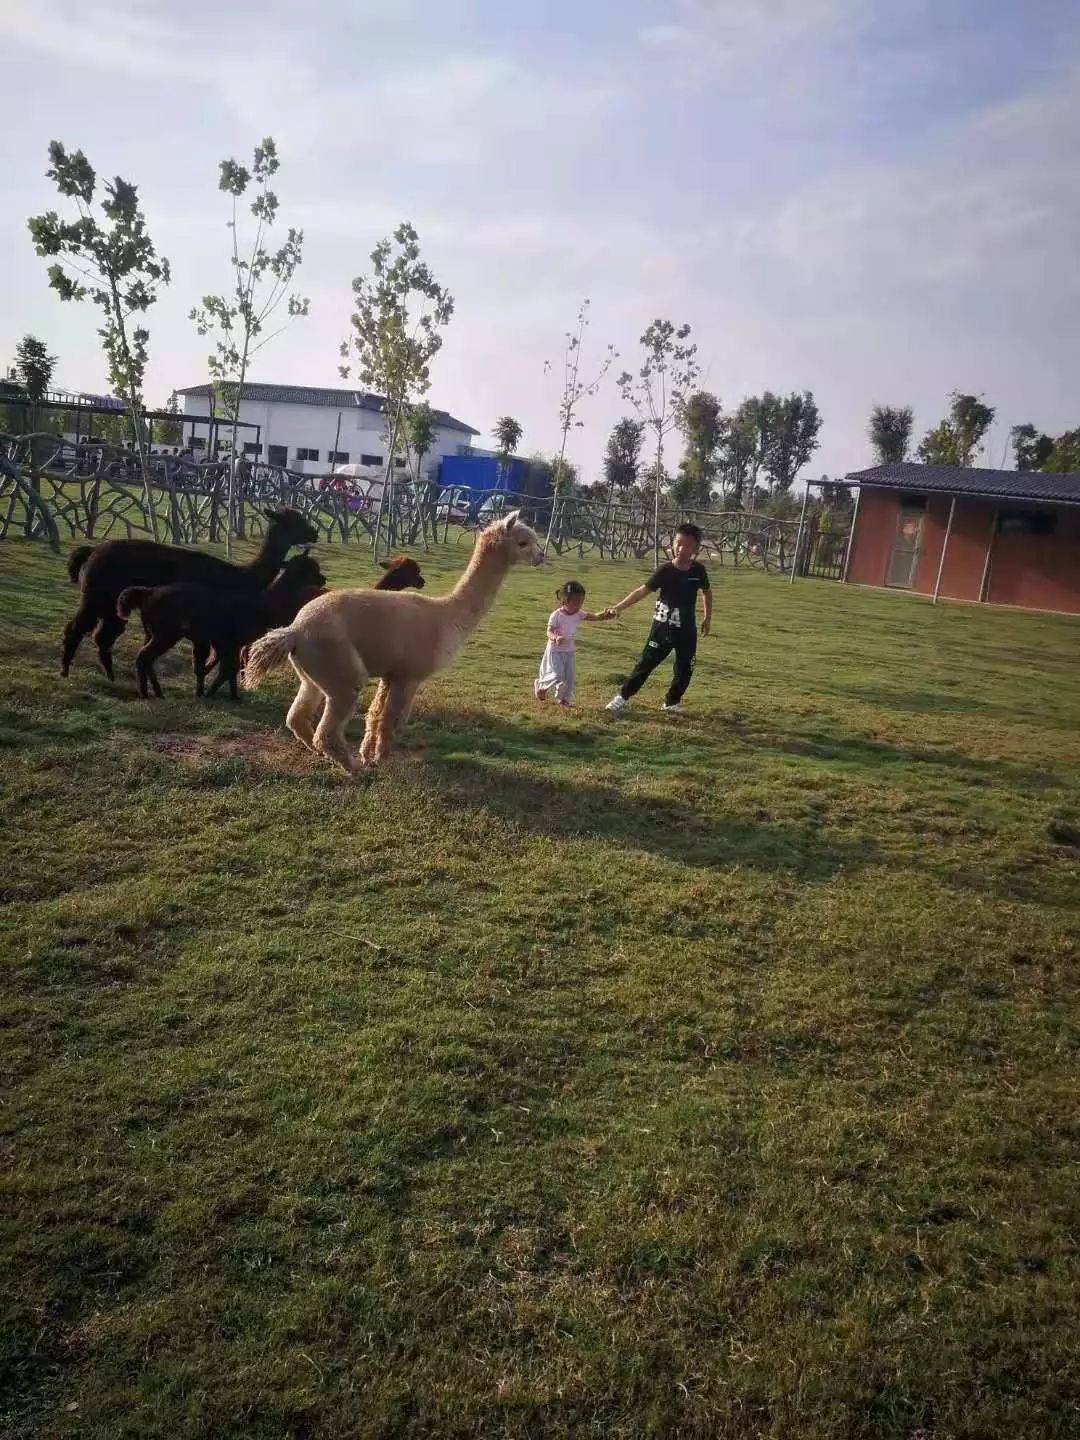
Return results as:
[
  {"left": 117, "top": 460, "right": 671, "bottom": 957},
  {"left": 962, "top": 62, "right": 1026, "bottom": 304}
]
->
[{"left": 1, "top": 433, "right": 802, "bottom": 571}]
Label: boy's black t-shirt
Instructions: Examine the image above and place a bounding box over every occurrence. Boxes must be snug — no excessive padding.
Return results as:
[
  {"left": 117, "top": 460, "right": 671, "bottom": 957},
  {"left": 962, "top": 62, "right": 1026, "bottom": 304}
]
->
[{"left": 644, "top": 561, "right": 710, "bottom": 631}]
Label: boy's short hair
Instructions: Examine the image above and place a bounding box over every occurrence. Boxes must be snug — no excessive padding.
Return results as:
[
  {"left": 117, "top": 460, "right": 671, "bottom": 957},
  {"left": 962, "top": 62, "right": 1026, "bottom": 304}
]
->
[{"left": 674, "top": 522, "right": 703, "bottom": 545}]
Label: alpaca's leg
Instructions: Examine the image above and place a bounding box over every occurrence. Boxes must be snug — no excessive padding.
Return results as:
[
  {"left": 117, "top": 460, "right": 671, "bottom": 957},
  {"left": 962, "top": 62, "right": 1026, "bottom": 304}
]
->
[
  {"left": 373, "top": 679, "right": 419, "bottom": 764},
  {"left": 192, "top": 640, "right": 211, "bottom": 696},
  {"left": 359, "top": 681, "right": 389, "bottom": 766},
  {"left": 61, "top": 602, "right": 98, "bottom": 677},
  {"left": 313, "top": 685, "right": 362, "bottom": 775},
  {"left": 284, "top": 659, "right": 324, "bottom": 751},
  {"left": 135, "top": 633, "right": 174, "bottom": 699},
  {"left": 292, "top": 637, "right": 366, "bottom": 773},
  {"left": 205, "top": 644, "right": 240, "bottom": 700},
  {"left": 93, "top": 613, "right": 127, "bottom": 682}
]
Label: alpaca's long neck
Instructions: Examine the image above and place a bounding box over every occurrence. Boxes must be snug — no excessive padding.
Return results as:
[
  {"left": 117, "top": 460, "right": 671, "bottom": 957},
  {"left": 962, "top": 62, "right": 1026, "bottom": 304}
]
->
[
  {"left": 444, "top": 534, "right": 510, "bottom": 626},
  {"left": 243, "top": 529, "right": 290, "bottom": 587},
  {"left": 262, "top": 580, "right": 303, "bottom": 626}
]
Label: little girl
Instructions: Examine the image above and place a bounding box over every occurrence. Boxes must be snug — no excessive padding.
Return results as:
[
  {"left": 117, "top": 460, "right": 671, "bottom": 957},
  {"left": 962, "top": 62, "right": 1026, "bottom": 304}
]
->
[{"left": 534, "top": 581, "right": 611, "bottom": 707}]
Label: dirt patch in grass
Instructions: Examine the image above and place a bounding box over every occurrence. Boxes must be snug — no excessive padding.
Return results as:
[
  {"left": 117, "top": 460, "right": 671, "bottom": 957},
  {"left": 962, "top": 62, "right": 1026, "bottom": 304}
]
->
[{"left": 146, "top": 730, "right": 315, "bottom": 773}]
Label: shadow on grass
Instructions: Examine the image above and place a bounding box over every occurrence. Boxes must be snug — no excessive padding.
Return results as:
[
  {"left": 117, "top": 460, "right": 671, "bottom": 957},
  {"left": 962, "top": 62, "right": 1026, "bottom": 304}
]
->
[
  {"left": 416, "top": 739, "right": 871, "bottom": 881},
  {"left": 417, "top": 701, "right": 1060, "bottom": 795}
]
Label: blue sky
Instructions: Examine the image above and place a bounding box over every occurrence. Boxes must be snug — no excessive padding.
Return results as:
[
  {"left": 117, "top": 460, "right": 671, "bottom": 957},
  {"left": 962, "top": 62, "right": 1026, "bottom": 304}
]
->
[{"left": 2, "top": 0, "right": 1078, "bottom": 481}]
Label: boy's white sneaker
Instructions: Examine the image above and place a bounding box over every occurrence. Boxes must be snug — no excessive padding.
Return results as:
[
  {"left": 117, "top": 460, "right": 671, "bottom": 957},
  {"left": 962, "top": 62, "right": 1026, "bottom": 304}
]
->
[
  {"left": 605, "top": 694, "right": 627, "bottom": 714},
  {"left": 661, "top": 702, "right": 684, "bottom": 714}
]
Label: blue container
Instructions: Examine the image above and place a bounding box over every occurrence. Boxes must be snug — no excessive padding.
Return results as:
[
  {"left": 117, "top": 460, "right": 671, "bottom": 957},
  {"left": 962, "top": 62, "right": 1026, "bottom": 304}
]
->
[{"left": 437, "top": 454, "right": 552, "bottom": 508}]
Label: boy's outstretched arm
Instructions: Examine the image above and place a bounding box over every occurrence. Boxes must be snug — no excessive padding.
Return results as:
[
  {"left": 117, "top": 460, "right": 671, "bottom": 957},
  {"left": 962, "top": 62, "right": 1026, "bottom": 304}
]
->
[{"left": 607, "top": 584, "right": 649, "bottom": 618}]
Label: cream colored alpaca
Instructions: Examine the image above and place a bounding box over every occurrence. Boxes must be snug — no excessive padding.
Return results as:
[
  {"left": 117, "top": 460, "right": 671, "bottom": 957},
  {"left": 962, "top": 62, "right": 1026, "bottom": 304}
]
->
[{"left": 243, "top": 510, "right": 544, "bottom": 772}]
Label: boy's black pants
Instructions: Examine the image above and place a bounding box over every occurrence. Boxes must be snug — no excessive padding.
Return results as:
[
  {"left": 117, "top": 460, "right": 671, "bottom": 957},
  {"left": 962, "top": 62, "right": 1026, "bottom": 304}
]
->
[{"left": 620, "top": 622, "right": 697, "bottom": 705}]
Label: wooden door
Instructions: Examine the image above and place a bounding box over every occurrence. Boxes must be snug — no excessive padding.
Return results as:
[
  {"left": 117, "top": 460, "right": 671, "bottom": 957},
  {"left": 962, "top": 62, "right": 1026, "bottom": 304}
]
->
[{"left": 887, "top": 500, "right": 925, "bottom": 588}]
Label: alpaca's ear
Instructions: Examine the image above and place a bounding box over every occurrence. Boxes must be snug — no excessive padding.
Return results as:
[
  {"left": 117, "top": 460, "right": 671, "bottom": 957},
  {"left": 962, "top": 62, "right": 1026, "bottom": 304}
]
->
[
  {"left": 378, "top": 560, "right": 390, "bottom": 570},
  {"left": 502, "top": 509, "right": 521, "bottom": 532}
]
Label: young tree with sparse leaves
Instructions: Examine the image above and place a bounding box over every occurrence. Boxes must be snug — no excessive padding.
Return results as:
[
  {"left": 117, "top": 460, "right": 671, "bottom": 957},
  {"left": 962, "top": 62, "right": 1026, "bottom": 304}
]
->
[
  {"left": 28, "top": 141, "right": 169, "bottom": 534},
  {"left": 868, "top": 404, "right": 913, "bottom": 464},
  {"left": 618, "top": 319, "right": 699, "bottom": 565},
  {"left": 543, "top": 300, "right": 615, "bottom": 552},
  {"left": 339, "top": 222, "right": 453, "bottom": 557},
  {"left": 190, "top": 137, "right": 308, "bottom": 555}
]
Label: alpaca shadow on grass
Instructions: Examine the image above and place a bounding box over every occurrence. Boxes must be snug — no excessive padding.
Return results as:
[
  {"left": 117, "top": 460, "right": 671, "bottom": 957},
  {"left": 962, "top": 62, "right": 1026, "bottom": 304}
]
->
[{"left": 413, "top": 714, "right": 874, "bottom": 880}]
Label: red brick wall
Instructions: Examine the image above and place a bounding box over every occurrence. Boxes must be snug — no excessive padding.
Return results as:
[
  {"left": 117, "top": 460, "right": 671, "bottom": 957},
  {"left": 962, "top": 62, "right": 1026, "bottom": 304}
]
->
[
  {"left": 846, "top": 487, "right": 1080, "bottom": 615},
  {"left": 845, "top": 488, "right": 898, "bottom": 587},
  {"left": 987, "top": 506, "right": 1080, "bottom": 612},
  {"left": 912, "top": 494, "right": 996, "bottom": 600}
]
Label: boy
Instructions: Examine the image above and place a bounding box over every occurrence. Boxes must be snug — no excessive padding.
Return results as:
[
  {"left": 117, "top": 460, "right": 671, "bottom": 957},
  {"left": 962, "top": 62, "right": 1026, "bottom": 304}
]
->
[{"left": 604, "top": 523, "right": 711, "bottom": 715}]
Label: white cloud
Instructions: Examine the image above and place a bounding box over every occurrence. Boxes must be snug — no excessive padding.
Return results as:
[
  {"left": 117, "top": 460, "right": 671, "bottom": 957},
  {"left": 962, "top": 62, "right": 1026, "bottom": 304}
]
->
[
  {"left": 749, "top": 67, "right": 1080, "bottom": 298},
  {"left": 639, "top": 0, "right": 861, "bottom": 61}
]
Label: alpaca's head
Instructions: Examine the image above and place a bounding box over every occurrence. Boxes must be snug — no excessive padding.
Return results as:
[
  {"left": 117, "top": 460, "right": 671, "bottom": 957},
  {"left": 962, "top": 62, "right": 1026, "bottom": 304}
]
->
[
  {"left": 491, "top": 510, "right": 544, "bottom": 567},
  {"left": 262, "top": 507, "right": 319, "bottom": 548},
  {"left": 276, "top": 548, "right": 327, "bottom": 591},
  {"left": 378, "top": 555, "right": 426, "bottom": 590}
]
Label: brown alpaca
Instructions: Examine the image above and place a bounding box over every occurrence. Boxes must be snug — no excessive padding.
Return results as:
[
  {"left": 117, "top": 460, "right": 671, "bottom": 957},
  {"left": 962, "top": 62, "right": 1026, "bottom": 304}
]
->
[{"left": 243, "top": 511, "right": 544, "bottom": 773}]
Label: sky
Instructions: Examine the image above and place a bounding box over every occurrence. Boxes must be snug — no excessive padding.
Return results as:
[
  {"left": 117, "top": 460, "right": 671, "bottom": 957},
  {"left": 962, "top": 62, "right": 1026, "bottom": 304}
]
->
[{"left": 2, "top": 0, "right": 1079, "bottom": 483}]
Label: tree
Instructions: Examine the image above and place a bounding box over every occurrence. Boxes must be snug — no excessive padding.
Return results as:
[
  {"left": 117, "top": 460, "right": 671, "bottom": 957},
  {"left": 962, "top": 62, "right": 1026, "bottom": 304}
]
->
[
  {"left": 717, "top": 394, "right": 779, "bottom": 508},
  {"left": 916, "top": 420, "right": 959, "bottom": 466},
  {"left": 917, "top": 391, "right": 995, "bottom": 467},
  {"left": 1045, "top": 428, "right": 1080, "bottom": 472},
  {"left": 673, "top": 390, "right": 722, "bottom": 510},
  {"left": 493, "top": 415, "right": 523, "bottom": 483},
  {"left": 817, "top": 476, "right": 854, "bottom": 512},
  {"left": 28, "top": 141, "right": 170, "bottom": 534},
  {"left": 763, "top": 390, "right": 821, "bottom": 493},
  {"left": 543, "top": 299, "right": 615, "bottom": 553},
  {"left": 618, "top": 319, "right": 699, "bottom": 564},
  {"left": 156, "top": 389, "right": 183, "bottom": 446},
  {"left": 716, "top": 401, "right": 757, "bottom": 508},
  {"left": 13, "top": 335, "right": 56, "bottom": 408},
  {"left": 5, "top": 335, "right": 58, "bottom": 445},
  {"left": 950, "top": 392, "right": 995, "bottom": 466},
  {"left": 868, "top": 404, "right": 913, "bottom": 464},
  {"left": 340, "top": 221, "right": 453, "bottom": 558},
  {"left": 603, "top": 418, "right": 644, "bottom": 496},
  {"left": 191, "top": 137, "right": 308, "bottom": 555},
  {"left": 1011, "top": 423, "right": 1055, "bottom": 472},
  {"left": 405, "top": 401, "right": 438, "bottom": 482}
]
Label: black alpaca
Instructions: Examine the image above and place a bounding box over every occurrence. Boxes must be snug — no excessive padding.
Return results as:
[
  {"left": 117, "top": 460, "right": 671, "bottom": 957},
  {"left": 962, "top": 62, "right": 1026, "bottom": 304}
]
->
[
  {"left": 61, "top": 507, "right": 319, "bottom": 681},
  {"left": 204, "top": 550, "right": 428, "bottom": 683},
  {"left": 116, "top": 550, "right": 328, "bottom": 702}
]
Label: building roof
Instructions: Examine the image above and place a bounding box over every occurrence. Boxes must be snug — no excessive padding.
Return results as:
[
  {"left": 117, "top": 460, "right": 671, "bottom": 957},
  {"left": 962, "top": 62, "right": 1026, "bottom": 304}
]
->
[
  {"left": 844, "top": 461, "right": 1080, "bottom": 505},
  {"left": 176, "top": 382, "right": 477, "bottom": 435}
]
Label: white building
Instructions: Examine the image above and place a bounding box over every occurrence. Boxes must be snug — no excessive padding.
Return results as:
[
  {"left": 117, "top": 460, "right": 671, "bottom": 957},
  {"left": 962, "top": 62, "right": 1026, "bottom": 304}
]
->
[{"left": 177, "top": 381, "right": 478, "bottom": 481}]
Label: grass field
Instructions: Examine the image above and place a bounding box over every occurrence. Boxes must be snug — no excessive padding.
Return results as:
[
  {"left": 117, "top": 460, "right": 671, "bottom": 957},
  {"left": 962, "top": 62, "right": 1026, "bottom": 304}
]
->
[{"left": 2, "top": 535, "right": 1079, "bottom": 1439}]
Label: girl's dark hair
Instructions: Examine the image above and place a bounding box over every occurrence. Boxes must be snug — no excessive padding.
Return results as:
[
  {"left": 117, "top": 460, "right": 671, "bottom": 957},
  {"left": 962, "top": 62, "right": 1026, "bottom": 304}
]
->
[{"left": 556, "top": 580, "right": 586, "bottom": 601}]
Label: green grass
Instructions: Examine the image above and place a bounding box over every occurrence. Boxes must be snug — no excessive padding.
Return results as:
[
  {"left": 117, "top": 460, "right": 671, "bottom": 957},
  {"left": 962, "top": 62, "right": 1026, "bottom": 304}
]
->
[{"left": 2, "top": 537, "right": 1079, "bottom": 1439}]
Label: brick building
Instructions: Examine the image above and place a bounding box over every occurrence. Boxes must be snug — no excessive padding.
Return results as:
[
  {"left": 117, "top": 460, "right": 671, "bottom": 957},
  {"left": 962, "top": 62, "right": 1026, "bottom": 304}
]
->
[{"left": 842, "top": 462, "right": 1080, "bottom": 616}]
